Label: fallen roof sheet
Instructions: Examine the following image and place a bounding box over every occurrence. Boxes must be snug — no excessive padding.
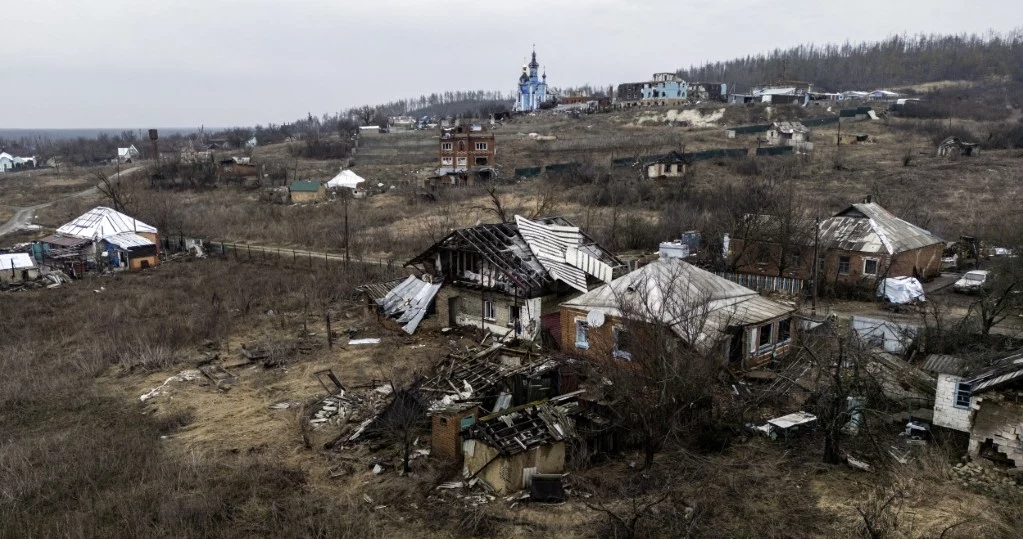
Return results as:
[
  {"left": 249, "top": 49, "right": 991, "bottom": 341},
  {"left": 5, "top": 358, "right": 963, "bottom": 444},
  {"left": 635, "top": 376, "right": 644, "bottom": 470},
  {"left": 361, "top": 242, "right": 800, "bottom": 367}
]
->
[
  {"left": 377, "top": 275, "right": 443, "bottom": 334},
  {"left": 56, "top": 206, "right": 156, "bottom": 240},
  {"left": 358, "top": 278, "right": 407, "bottom": 302}
]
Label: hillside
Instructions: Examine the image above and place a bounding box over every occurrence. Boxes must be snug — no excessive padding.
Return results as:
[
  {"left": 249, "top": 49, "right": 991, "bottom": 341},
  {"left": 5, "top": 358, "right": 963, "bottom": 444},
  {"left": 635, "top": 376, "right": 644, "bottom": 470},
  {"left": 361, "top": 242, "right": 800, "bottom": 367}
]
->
[{"left": 681, "top": 31, "right": 1023, "bottom": 92}]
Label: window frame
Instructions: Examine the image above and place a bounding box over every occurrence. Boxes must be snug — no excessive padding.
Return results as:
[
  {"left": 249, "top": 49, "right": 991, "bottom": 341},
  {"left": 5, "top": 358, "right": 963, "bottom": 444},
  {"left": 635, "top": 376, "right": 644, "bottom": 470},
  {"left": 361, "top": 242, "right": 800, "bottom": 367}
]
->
[
  {"left": 612, "top": 326, "right": 632, "bottom": 360},
  {"left": 863, "top": 258, "right": 879, "bottom": 276},
  {"left": 475, "top": 142, "right": 488, "bottom": 151},
  {"left": 483, "top": 300, "right": 496, "bottom": 321},
  {"left": 441, "top": 142, "right": 453, "bottom": 151},
  {"left": 440, "top": 156, "right": 453, "bottom": 165},
  {"left": 838, "top": 256, "right": 851, "bottom": 275},
  {"left": 574, "top": 319, "right": 589, "bottom": 350},
  {"left": 954, "top": 381, "right": 972, "bottom": 409},
  {"left": 777, "top": 318, "right": 792, "bottom": 344},
  {"left": 456, "top": 157, "right": 467, "bottom": 166},
  {"left": 757, "top": 322, "right": 774, "bottom": 352},
  {"left": 787, "top": 248, "right": 801, "bottom": 269}
]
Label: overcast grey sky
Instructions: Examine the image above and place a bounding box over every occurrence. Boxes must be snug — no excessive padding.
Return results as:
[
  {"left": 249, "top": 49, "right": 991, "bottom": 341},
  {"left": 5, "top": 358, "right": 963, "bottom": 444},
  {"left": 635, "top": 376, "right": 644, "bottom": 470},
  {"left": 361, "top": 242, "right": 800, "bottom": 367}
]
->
[{"left": 2, "top": 0, "right": 1018, "bottom": 128}]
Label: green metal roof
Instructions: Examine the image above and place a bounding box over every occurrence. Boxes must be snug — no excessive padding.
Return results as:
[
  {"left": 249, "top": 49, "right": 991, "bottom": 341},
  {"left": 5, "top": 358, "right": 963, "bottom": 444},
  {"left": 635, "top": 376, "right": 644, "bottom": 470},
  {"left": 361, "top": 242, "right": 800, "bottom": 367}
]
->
[{"left": 290, "top": 180, "right": 322, "bottom": 192}]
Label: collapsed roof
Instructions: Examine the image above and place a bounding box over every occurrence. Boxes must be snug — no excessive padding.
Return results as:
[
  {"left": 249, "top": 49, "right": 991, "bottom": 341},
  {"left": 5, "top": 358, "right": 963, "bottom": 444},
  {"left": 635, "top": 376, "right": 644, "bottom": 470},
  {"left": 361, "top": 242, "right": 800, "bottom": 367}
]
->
[
  {"left": 469, "top": 400, "right": 576, "bottom": 456},
  {"left": 376, "top": 275, "right": 443, "bottom": 334},
  {"left": 406, "top": 215, "right": 624, "bottom": 296}
]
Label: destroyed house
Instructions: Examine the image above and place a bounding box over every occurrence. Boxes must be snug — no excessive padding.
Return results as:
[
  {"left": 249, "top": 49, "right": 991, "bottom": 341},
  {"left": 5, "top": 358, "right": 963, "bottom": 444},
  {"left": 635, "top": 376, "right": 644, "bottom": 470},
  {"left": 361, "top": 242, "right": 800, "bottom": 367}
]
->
[
  {"left": 937, "top": 136, "right": 979, "bottom": 158},
  {"left": 561, "top": 258, "right": 797, "bottom": 369},
  {"left": 927, "top": 352, "right": 1023, "bottom": 468},
  {"left": 404, "top": 216, "right": 625, "bottom": 340},
  {"left": 730, "top": 201, "right": 943, "bottom": 288},
  {"left": 423, "top": 344, "right": 563, "bottom": 460},
  {"left": 765, "top": 121, "right": 810, "bottom": 146},
  {"left": 463, "top": 399, "right": 575, "bottom": 494}
]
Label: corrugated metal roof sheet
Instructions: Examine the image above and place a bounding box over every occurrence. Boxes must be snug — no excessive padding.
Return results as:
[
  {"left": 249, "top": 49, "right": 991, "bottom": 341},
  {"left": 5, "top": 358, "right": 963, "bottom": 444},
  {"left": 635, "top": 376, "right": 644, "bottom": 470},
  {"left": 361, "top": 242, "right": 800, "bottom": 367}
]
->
[
  {"left": 0, "top": 253, "right": 36, "bottom": 269},
  {"left": 40, "top": 235, "right": 91, "bottom": 248},
  {"left": 967, "top": 352, "right": 1023, "bottom": 393},
  {"left": 921, "top": 354, "right": 968, "bottom": 375},
  {"left": 819, "top": 203, "right": 942, "bottom": 255},
  {"left": 377, "top": 275, "right": 443, "bottom": 334},
  {"left": 562, "top": 259, "right": 795, "bottom": 351},
  {"left": 104, "top": 232, "right": 155, "bottom": 249},
  {"left": 56, "top": 207, "right": 156, "bottom": 240},
  {"left": 358, "top": 278, "right": 407, "bottom": 302}
]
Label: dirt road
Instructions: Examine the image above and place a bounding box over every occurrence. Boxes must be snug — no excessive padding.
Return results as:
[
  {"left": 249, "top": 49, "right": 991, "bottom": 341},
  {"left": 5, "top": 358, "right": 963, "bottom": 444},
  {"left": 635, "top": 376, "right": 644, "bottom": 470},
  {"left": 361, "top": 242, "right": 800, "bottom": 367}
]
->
[{"left": 0, "top": 166, "right": 141, "bottom": 237}]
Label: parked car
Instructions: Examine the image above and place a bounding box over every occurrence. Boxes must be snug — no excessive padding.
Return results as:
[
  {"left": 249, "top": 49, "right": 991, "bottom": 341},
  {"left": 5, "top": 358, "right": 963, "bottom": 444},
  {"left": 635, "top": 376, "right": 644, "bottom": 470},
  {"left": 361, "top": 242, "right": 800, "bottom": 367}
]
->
[{"left": 953, "top": 270, "right": 991, "bottom": 293}]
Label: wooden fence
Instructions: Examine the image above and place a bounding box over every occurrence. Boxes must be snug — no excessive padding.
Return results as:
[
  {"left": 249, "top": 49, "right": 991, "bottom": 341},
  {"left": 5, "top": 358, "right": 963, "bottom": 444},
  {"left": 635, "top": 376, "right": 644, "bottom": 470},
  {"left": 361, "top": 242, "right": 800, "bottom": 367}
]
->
[{"left": 714, "top": 271, "right": 806, "bottom": 295}]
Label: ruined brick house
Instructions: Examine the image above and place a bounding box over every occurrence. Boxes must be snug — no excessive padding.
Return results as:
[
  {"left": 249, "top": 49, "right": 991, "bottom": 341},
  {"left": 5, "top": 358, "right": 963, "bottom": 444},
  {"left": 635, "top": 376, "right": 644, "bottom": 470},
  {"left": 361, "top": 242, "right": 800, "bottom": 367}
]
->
[
  {"left": 402, "top": 216, "right": 625, "bottom": 341},
  {"left": 438, "top": 124, "right": 495, "bottom": 170},
  {"left": 730, "top": 201, "right": 943, "bottom": 291},
  {"left": 926, "top": 352, "right": 1023, "bottom": 468},
  {"left": 560, "top": 258, "right": 797, "bottom": 369}
]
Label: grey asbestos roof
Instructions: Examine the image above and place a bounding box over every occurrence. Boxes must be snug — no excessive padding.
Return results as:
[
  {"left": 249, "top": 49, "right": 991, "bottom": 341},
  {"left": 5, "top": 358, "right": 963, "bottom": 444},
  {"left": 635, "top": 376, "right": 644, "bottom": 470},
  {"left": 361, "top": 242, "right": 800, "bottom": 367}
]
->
[
  {"left": 921, "top": 354, "right": 969, "bottom": 376},
  {"left": 562, "top": 259, "right": 794, "bottom": 351},
  {"left": 819, "top": 203, "right": 942, "bottom": 255}
]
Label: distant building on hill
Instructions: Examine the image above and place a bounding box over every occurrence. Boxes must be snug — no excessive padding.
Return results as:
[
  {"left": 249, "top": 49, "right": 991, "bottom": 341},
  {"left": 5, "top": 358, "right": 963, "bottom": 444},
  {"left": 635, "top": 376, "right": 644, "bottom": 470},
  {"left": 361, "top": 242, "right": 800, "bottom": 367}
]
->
[{"left": 515, "top": 47, "right": 553, "bottom": 112}]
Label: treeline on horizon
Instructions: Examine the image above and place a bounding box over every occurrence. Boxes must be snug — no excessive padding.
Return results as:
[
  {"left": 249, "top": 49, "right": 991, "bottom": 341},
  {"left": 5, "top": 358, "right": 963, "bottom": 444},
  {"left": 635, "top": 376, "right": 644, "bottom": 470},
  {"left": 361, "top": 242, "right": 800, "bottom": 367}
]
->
[
  {"left": 679, "top": 30, "right": 1023, "bottom": 92},
  {"left": 5, "top": 31, "right": 1023, "bottom": 164}
]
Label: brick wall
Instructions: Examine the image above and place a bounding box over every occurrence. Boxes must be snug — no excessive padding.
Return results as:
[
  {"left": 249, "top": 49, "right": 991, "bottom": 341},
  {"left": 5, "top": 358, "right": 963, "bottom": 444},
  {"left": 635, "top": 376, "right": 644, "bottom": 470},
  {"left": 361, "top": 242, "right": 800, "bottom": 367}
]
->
[
  {"left": 431, "top": 406, "right": 478, "bottom": 460},
  {"left": 968, "top": 390, "right": 1023, "bottom": 467},
  {"left": 933, "top": 374, "right": 972, "bottom": 432}
]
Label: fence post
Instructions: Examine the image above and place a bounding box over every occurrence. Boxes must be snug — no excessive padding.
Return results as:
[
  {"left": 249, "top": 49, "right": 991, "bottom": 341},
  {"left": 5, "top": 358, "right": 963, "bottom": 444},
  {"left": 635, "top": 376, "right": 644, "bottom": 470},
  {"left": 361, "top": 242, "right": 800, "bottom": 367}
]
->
[{"left": 247, "top": 244, "right": 251, "bottom": 260}]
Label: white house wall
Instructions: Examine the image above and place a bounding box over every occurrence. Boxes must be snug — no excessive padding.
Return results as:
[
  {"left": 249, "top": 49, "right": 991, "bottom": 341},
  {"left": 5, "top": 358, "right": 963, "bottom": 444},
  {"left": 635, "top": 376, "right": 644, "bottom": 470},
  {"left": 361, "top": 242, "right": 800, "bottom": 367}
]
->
[{"left": 933, "top": 374, "right": 971, "bottom": 432}]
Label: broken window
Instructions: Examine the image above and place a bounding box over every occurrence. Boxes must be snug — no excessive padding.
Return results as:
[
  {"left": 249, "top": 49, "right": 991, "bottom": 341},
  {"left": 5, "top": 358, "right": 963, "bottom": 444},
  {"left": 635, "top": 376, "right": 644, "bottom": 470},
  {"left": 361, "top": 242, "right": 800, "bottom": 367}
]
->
[
  {"left": 575, "top": 320, "right": 589, "bottom": 349},
  {"left": 864, "top": 258, "right": 878, "bottom": 275},
  {"left": 758, "top": 323, "right": 773, "bottom": 350},
  {"left": 441, "top": 157, "right": 453, "bottom": 165},
  {"left": 456, "top": 157, "right": 467, "bottom": 166},
  {"left": 778, "top": 318, "right": 792, "bottom": 343},
  {"left": 756, "top": 244, "right": 771, "bottom": 264},
  {"left": 787, "top": 249, "right": 801, "bottom": 268},
  {"left": 839, "top": 256, "right": 851, "bottom": 274},
  {"left": 475, "top": 157, "right": 488, "bottom": 166},
  {"left": 483, "top": 300, "right": 495, "bottom": 321},
  {"left": 954, "top": 381, "right": 972, "bottom": 408},
  {"left": 613, "top": 326, "right": 632, "bottom": 360}
]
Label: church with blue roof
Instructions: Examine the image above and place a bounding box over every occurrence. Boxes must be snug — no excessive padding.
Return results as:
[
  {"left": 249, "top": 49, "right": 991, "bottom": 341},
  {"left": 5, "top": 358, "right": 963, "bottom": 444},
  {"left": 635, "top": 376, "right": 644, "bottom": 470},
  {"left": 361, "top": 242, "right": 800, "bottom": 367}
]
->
[{"left": 515, "top": 47, "right": 553, "bottom": 112}]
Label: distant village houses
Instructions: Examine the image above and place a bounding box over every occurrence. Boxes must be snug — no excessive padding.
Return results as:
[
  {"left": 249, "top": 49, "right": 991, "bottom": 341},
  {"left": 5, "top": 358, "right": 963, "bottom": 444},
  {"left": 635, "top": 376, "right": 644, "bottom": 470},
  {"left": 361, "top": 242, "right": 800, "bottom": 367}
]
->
[{"left": 0, "top": 151, "right": 36, "bottom": 172}]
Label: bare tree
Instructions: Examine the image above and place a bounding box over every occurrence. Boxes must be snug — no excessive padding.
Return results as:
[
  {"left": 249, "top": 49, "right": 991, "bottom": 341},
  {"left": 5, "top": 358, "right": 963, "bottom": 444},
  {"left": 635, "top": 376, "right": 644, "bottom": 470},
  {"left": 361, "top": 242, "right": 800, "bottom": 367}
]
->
[
  {"left": 590, "top": 262, "right": 719, "bottom": 468},
  {"left": 94, "top": 169, "right": 138, "bottom": 214}
]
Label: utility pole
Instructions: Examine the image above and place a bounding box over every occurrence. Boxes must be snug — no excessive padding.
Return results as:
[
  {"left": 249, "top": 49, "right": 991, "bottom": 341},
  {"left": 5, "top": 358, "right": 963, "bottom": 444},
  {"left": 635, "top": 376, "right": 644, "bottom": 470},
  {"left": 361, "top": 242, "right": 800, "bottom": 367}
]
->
[
  {"left": 811, "top": 216, "right": 820, "bottom": 316},
  {"left": 342, "top": 188, "right": 350, "bottom": 265}
]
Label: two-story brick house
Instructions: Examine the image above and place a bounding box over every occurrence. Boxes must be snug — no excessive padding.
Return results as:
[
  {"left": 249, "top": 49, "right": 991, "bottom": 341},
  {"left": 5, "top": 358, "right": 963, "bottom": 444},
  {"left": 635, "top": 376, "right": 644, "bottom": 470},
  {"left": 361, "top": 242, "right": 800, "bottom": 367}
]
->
[{"left": 438, "top": 124, "right": 496, "bottom": 171}]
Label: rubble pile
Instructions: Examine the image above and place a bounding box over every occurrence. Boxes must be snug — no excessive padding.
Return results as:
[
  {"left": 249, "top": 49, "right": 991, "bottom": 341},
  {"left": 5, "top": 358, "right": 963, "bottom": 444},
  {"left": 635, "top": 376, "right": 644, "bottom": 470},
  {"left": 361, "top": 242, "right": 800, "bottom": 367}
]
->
[{"left": 949, "top": 461, "right": 1023, "bottom": 495}]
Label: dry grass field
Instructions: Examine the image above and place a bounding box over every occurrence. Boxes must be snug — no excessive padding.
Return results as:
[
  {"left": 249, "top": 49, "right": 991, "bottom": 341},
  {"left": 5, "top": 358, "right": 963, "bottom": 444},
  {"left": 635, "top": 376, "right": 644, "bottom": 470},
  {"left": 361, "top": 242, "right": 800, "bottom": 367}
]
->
[{"left": 4, "top": 102, "right": 1023, "bottom": 538}]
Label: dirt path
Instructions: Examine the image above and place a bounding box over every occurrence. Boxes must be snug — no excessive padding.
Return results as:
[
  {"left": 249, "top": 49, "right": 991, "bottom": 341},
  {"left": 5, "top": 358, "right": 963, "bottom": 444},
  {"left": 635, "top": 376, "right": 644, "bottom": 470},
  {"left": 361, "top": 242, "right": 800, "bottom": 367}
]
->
[{"left": 0, "top": 166, "right": 142, "bottom": 237}]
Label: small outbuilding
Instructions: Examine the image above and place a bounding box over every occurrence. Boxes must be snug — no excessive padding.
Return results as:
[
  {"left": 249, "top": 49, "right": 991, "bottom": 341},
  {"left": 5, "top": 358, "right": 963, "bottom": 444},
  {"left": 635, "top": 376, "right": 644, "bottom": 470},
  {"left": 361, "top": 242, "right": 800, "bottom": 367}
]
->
[
  {"left": 0, "top": 253, "right": 40, "bottom": 283},
  {"left": 289, "top": 180, "right": 325, "bottom": 203},
  {"left": 937, "top": 137, "right": 979, "bottom": 158}
]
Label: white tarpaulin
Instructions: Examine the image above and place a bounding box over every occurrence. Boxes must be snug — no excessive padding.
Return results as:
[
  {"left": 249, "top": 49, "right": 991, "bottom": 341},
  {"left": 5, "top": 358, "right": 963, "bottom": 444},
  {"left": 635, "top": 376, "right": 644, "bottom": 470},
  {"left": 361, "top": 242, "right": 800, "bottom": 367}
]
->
[
  {"left": 877, "top": 276, "right": 925, "bottom": 304},
  {"left": 326, "top": 169, "right": 366, "bottom": 189}
]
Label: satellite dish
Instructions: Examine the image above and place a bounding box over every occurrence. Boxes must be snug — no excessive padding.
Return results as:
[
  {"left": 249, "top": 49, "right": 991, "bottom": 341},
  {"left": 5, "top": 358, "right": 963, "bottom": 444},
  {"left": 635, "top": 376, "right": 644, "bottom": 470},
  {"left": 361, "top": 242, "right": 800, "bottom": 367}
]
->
[{"left": 586, "top": 309, "right": 605, "bottom": 328}]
